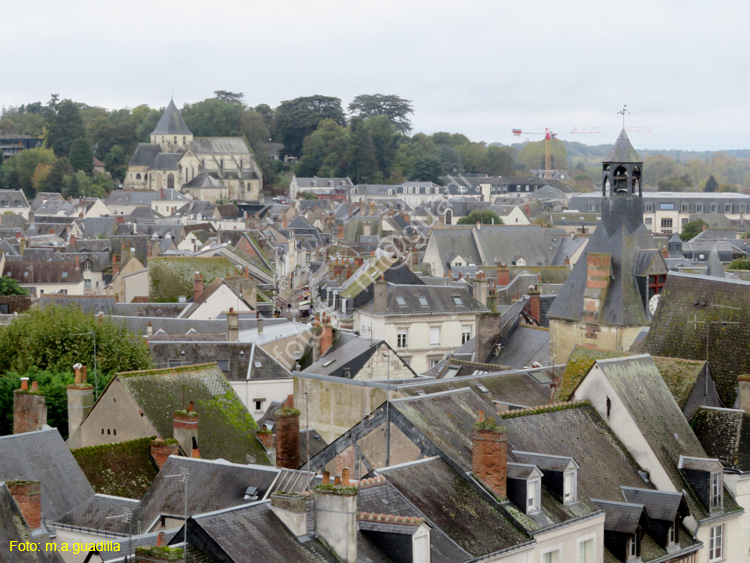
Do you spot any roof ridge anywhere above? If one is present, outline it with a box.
[117,362,220,377]
[501,400,590,419]
[357,512,424,526]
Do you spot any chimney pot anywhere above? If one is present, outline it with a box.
[323,471,330,485]
[342,468,350,485]
[20,378,29,391]
[157,532,165,548]
[30,381,38,392]
[334,476,341,485]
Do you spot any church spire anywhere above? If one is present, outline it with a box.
[602,129,642,197]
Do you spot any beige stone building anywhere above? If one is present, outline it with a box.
[125,100,262,202]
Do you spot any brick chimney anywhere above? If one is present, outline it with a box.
[583,252,611,322]
[274,395,300,469]
[150,438,179,469]
[67,363,94,438]
[282,216,288,229]
[8,480,42,530]
[374,276,388,313]
[315,478,358,563]
[116,215,124,224]
[337,224,345,240]
[227,307,239,341]
[472,411,508,500]
[496,265,510,287]
[112,253,119,277]
[353,256,364,268]
[69,233,76,247]
[320,325,334,357]
[14,379,47,434]
[191,436,200,458]
[173,401,198,455]
[527,286,541,324]
[193,272,204,302]
[739,375,750,414]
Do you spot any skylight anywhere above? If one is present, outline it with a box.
[396,296,407,307]
[418,296,429,307]
[452,295,463,306]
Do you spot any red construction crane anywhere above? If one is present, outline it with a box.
[511,128,557,179]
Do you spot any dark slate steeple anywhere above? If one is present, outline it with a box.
[668,232,683,258]
[601,129,644,236]
[152,99,192,136]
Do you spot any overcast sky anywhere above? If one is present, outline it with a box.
[4,0,748,152]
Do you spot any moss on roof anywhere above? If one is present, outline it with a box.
[339,256,397,299]
[553,346,627,402]
[71,437,158,499]
[148,256,239,302]
[651,356,705,409]
[120,364,269,466]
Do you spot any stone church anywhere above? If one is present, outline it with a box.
[547,130,668,363]
[125,100,262,202]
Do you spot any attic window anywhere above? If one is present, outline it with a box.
[254,361,262,369]
[62,271,68,279]
[418,296,429,307]
[710,471,723,510]
[452,295,463,306]
[322,359,336,367]
[476,384,490,393]
[396,296,406,307]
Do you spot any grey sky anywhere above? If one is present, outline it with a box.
[4,0,748,151]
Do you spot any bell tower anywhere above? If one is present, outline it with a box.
[602,129,642,197]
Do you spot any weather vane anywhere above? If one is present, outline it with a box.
[618,104,630,127]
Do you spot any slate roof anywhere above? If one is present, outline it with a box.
[129,143,162,167]
[620,487,688,522]
[191,137,251,155]
[358,283,487,316]
[690,407,750,471]
[70,437,158,499]
[183,171,224,189]
[380,457,532,558]
[605,129,641,163]
[644,272,750,405]
[590,355,729,521]
[591,499,646,533]
[39,295,116,315]
[0,428,95,521]
[3,261,84,284]
[152,100,192,136]
[55,494,139,534]
[152,152,183,170]
[493,325,550,368]
[500,404,650,502]
[116,363,269,465]
[0,483,64,563]
[132,456,279,531]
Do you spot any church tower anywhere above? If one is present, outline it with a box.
[150,99,193,153]
[546,129,667,363]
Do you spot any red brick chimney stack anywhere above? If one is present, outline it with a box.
[14,379,47,434]
[193,272,204,302]
[527,286,541,324]
[150,439,179,469]
[8,480,42,530]
[496,265,510,287]
[320,325,334,357]
[472,411,508,500]
[274,395,300,469]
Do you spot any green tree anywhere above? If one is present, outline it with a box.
[0,276,27,296]
[658,174,693,192]
[134,105,162,142]
[4,147,56,196]
[182,97,243,136]
[409,155,443,183]
[364,116,399,177]
[348,118,378,183]
[457,210,504,225]
[296,119,349,177]
[0,305,152,376]
[276,95,345,157]
[41,157,74,194]
[485,145,515,176]
[68,137,93,173]
[518,139,567,172]
[348,94,413,134]
[46,99,86,157]
[214,90,244,104]
[104,144,128,181]
[679,219,708,241]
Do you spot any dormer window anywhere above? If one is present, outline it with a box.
[710,471,723,510]
[527,478,541,513]
[627,535,639,560]
[668,523,677,547]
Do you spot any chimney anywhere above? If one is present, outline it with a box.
[374,276,387,313]
[257,428,274,450]
[75,255,80,270]
[527,286,541,324]
[524,204,531,217]
[191,436,200,458]
[257,311,264,335]
[48,228,55,235]
[564,256,570,267]
[150,438,179,469]
[193,272,204,302]
[271,491,308,537]
[496,265,510,287]
[112,254,119,277]
[314,480,358,563]
[227,307,239,341]
[583,252,611,322]
[337,224,345,240]
[69,233,76,247]
[353,256,364,267]
[274,395,300,469]
[160,187,164,200]
[67,364,94,438]
[282,216,288,229]
[472,274,489,307]
[472,412,508,500]
[173,402,198,455]
[14,379,47,434]
[739,375,750,414]
[8,480,42,530]
[320,325,334,357]
[147,321,153,336]
[116,215,124,224]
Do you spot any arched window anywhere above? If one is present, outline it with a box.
[136,173,142,180]
[167,173,175,190]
